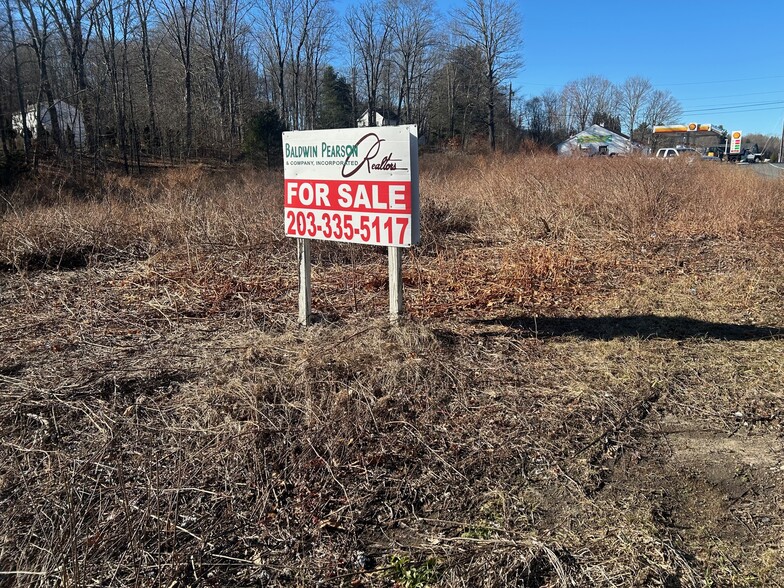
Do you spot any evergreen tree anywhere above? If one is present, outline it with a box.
[245,106,286,168]
[317,66,354,129]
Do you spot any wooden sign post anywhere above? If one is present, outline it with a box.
[297,238,311,326]
[388,246,403,322]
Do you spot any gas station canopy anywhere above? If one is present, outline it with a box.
[653,123,720,135]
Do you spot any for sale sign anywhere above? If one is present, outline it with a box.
[730,130,742,154]
[283,126,420,247]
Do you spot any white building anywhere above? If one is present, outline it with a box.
[557,124,646,156]
[356,109,399,128]
[12,100,86,148]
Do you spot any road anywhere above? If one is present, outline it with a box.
[744,162,784,179]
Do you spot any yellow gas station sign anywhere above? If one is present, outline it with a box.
[653,125,688,133]
[653,123,713,133]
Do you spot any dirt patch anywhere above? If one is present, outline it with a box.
[658,417,783,536]
[597,416,784,585]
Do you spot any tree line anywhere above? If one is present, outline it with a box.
[522,75,683,148]
[0,0,685,171]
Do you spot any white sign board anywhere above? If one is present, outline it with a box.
[730,130,742,154]
[283,126,420,247]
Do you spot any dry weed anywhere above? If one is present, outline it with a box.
[1,155,782,587]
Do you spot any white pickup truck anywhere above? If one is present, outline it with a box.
[655,147,701,158]
[742,144,764,163]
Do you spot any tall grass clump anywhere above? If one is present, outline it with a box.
[1,155,782,271]
[674,163,784,236]
[0,165,286,270]
[418,153,783,243]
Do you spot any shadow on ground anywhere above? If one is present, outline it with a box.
[472,315,783,341]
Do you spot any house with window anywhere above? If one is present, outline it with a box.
[356,109,399,128]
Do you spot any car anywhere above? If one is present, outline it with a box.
[655,147,702,159]
[743,144,763,163]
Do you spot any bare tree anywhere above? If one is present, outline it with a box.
[96,0,132,171]
[18,0,63,157]
[619,76,652,142]
[0,11,9,159]
[228,33,255,144]
[428,42,485,147]
[301,3,332,129]
[562,75,617,132]
[389,0,438,125]
[45,0,96,150]
[452,0,521,150]
[289,0,331,130]
[158,0,197,158]
[201,0,243,144]
[594,77,619,122]
[258,0,294,126]
[133,0,158,154]
[4,0,31,159]
[346,0,393,127]
[643,89,682,127]
[641,89,682,147]
[540,88,563,138]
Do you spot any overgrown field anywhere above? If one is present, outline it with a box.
[1,155,782,587]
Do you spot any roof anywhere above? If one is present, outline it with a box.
[557,124,641,155]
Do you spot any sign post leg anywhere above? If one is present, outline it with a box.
[298,238,311,326]
[388,246,403,322]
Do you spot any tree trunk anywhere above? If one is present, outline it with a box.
[137,0,158,155]
[40,55,63,152]
[6,0,31,161]
[487,69,496,151]
[184,65,192,158]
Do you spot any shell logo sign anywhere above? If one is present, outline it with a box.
[730,130,742,154]
[688,123,698,131]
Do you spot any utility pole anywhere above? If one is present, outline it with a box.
[508,82,513,116]
[507,83,513,148]
[779,118,784,163]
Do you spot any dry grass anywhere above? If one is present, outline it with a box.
[1,155,783,587]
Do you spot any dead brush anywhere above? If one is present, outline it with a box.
[1,156,783,587]
[673,163,784,236]
[417,157,481,249]
[421,154,672,241]
[407,242,582,317]
[0,200,147,270]
[0,165,289,271]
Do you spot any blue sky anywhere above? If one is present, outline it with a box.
[516,0,784,136]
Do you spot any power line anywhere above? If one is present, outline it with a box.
[656,74,784,87]
[518,85,784,112]
[683,105,784,116]
[519,74,784,90]
[681,99,784,114]
[678,89,784,102]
